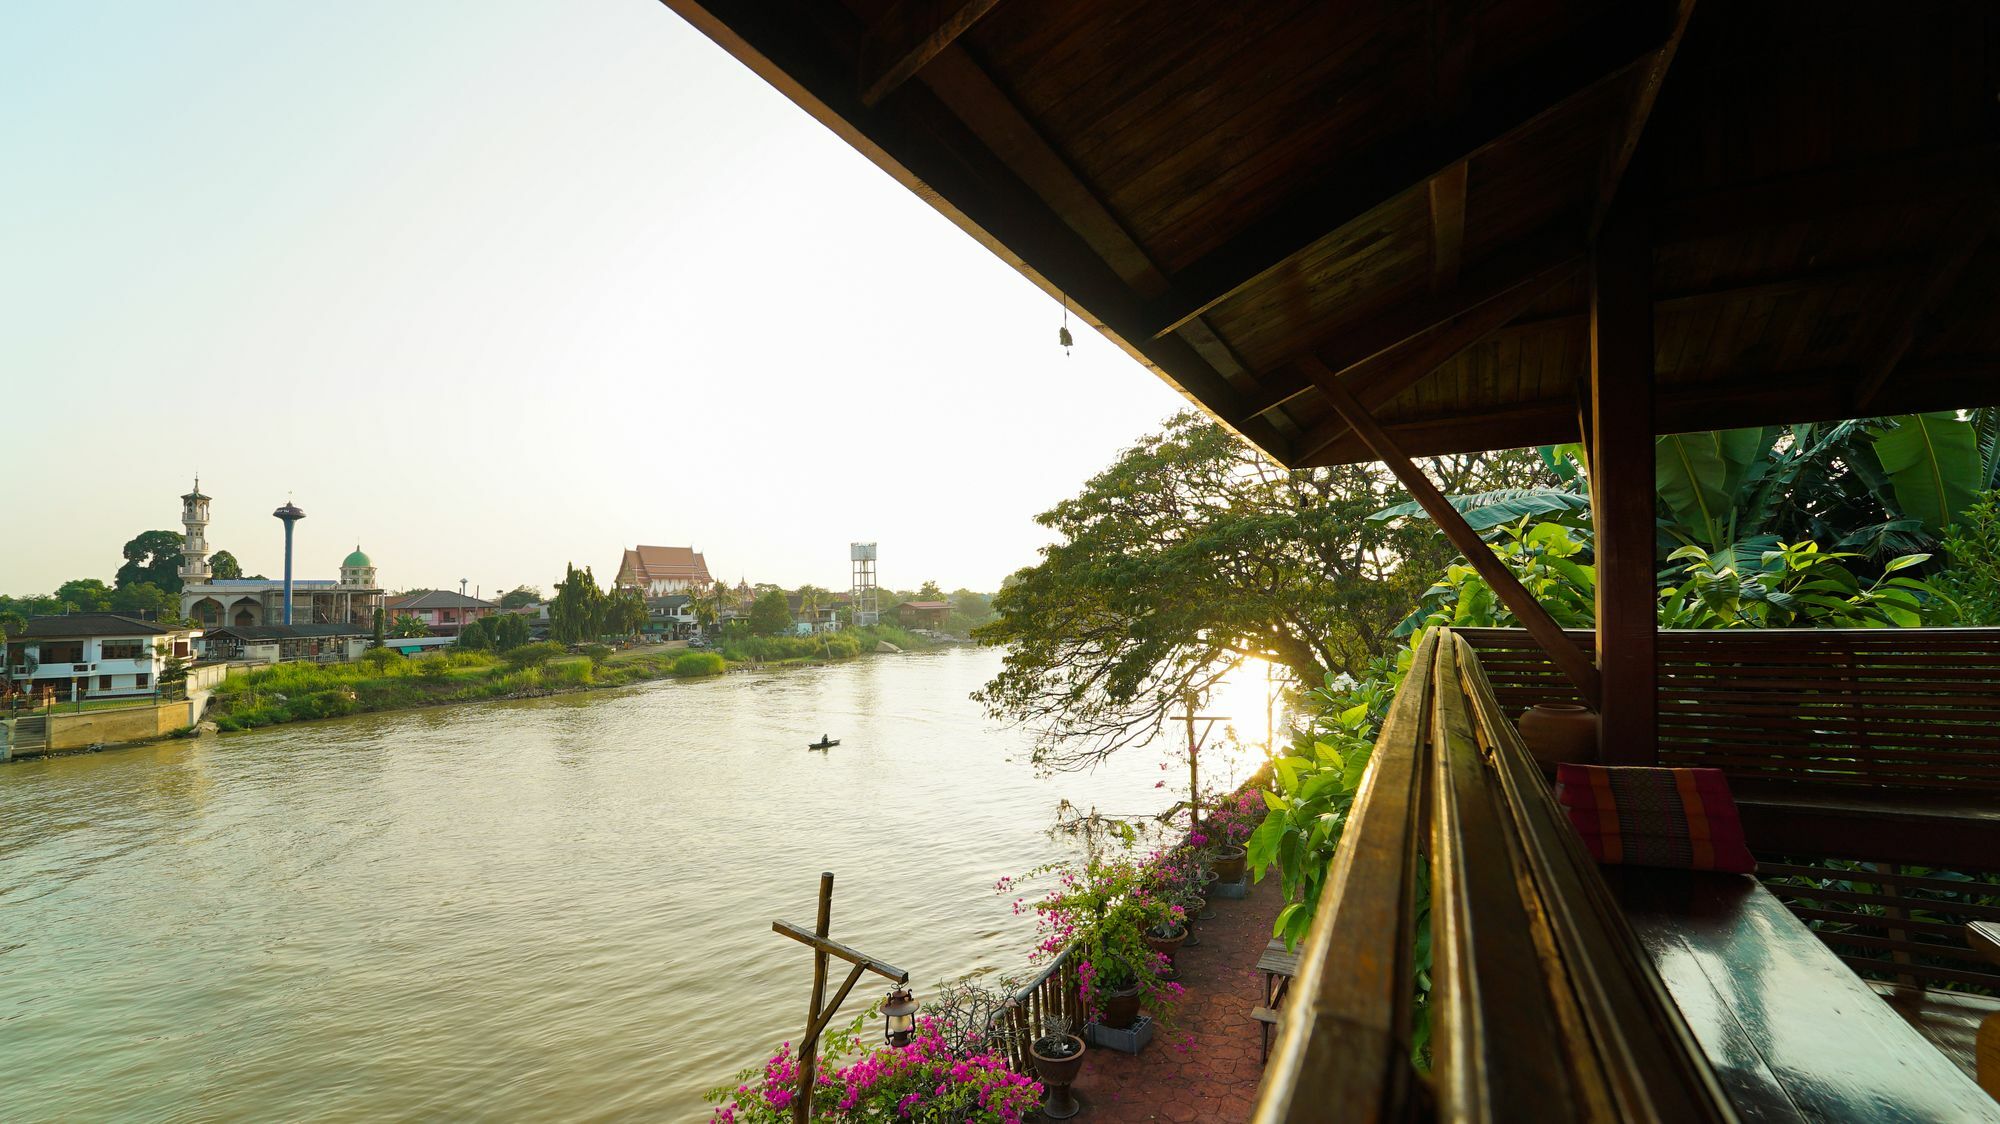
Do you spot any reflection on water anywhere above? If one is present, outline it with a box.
[0,648,1271,1122]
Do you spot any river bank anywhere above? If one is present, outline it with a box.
[207,624,947,734]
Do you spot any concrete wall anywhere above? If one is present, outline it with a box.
[186,663,230,692]
[48,702,188,750]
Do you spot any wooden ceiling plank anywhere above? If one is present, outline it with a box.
[858,0,1005,107]
[1311,362,1603,706]
[1430,161,1469,293]
[1592,0,1695,235]
[1851,204,1995,411]
[1140,8,1674,340]
[1289,255,1584,461]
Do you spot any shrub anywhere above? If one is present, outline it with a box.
[361,647,405,671]
[542,661,594,689]
[579,643,612,667]
[503,641,565,669]
[672,651,727,678]
[415,655,452,678]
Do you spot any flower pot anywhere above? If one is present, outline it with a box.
[1211,843,1248,884]
[1100,984,1143,1029]
[1180,897,1207,944]
[1517,703,1599,774]
[1030,1034,1087,1120]
[1146,925,1188,977]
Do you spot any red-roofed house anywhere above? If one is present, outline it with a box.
[615,545,715,597]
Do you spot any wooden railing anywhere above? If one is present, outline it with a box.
[1457,627,2000,792]
[1258,630,1733,1123]
[1458,626,2000,992]
[982,946,1082,1072]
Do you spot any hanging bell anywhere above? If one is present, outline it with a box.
[1058,325,1074,350]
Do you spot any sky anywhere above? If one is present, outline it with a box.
[1,0,1190,598]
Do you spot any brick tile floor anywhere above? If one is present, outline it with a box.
[1071,872,1282,1122]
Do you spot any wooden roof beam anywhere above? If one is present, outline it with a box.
[1140,5,1676,340]
[858,0,1005,107]
[1280,252,1583,461]
[1429,162,1469,293]
[1302,358,2000,466]
[1311,364,1602,706]
[1591,0,1694,235]
[1231,230,1583,429]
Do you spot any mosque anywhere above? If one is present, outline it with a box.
[174,479,386,629]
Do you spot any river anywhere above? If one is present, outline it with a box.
[0,647,1275,1121]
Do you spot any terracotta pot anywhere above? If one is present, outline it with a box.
[1211,843,1248,884]
[1517,703,1599,773]
[1030,1034,1088,1120]
[1100,984,1142,1029]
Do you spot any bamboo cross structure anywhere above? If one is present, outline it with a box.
[772,872,910,1124]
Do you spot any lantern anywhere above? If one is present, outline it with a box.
[883,985,918,1046]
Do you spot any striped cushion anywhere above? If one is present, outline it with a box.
[1554,764,1756,873]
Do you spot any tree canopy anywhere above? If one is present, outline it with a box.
[209,550,244,580]
[117,530,185,593]
[974,412,1547,770]
[499,585,542,610]
[748,589,794,636]
[550,564,607,644]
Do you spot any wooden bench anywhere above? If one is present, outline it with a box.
[1258,629,2000,1121]
[1611,868,1997,1120]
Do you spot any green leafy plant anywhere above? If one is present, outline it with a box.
[1656,542,1942,629]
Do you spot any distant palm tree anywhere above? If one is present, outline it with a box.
[796,585,824,632]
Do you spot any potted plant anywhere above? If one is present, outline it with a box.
[1143,907,1189,978]
[1028,1015,1087,1119]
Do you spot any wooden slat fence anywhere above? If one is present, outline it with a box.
[1457,626,2000,791]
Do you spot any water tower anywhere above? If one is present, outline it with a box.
[850,543,879,626]
[273,499,306,625]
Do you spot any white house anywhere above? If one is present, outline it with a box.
[4,614,201,702]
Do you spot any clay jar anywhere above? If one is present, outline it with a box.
[1517,703,1599,773]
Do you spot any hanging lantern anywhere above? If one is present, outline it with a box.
[883,984,918,1046]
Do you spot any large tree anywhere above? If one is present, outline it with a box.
[974,412,1547,770]
[748,589,794,636]
[56,578,113,612]
[550,564,606,644]
[117,530,186,593]
[209,550,244,580]
[499,585,542,610]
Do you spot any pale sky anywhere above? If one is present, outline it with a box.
[1,0,1188,598]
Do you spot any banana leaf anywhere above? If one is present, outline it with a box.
[1367,487,1590,531]
[1868,412,1980,536]
[1655,428,1767,549]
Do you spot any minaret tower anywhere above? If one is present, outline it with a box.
[180,477,212,584]
[273,498,306,625]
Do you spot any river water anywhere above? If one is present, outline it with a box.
[0,647,1272,1122]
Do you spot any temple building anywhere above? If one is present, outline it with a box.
[614,544,714,596]
[174,480,385,628]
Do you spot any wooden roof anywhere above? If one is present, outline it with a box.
[660,0,1997,466]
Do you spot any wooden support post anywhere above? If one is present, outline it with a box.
[1312,362,1601,706]
[1589,206,1658,764]
[796,871,833,1124]
[1185,693,1200,834]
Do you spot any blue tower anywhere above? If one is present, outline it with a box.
[273,499,306,625]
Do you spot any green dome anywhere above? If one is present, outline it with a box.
[343,547,372,568]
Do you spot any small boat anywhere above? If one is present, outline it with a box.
[808,736,840,751]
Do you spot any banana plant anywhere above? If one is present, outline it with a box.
[1866,411,1986,538]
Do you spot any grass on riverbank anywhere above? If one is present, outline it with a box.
[208,626,939,732]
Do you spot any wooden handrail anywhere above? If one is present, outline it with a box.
[1258,629,1437,1121]
[1257,629,1734,1122]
